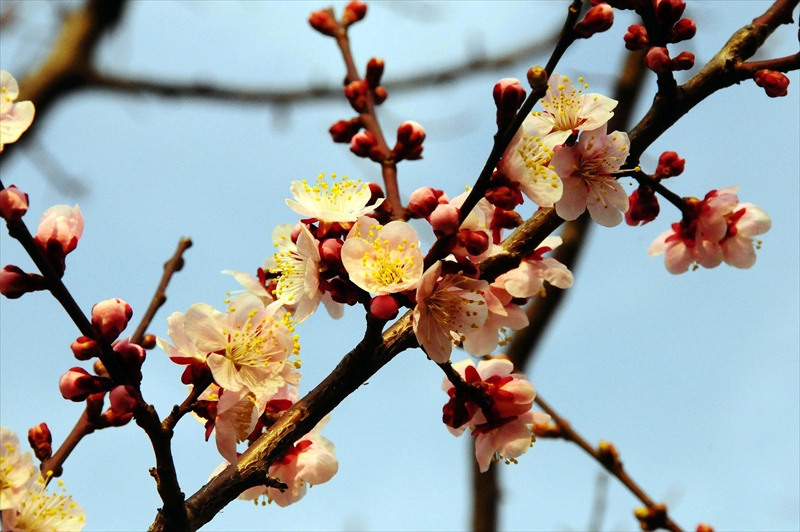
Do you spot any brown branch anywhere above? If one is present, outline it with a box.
[130,238,193,346]
[39,409,95,479]
[736,52,800,75]
[534,394,683,532]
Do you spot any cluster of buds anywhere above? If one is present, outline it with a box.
[753,69,790,98]
[308,1,366,37]
[622,0,696,74]
[625,151,685,226]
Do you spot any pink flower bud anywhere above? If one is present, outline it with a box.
[369,294,399,320]
[645,47,672,74]
[458,229,490,256]
[0,265,46,299]
[372,85,388,105]
[671,51,694,71]
[109,385,139,414]
[624,24,649,50]
[655,151,685,178]
[429,204,460,237]
[329,118,362,143]
[365,57,384,88]
[0,185,29,222]
[71,336,101,361]
[33,204,84,275]
[27,423,53,461]
[308,9,337,37]
[91,298,132,341]
[350,130,383,162]
[754,69,790,98]
[59,367,108,402]
[493,78,526,129]
[669,18,696,43]
[654,0,685,26]
[393,120,426,161]
[319,238,344,270]
[574,2,614,39]
[341,0,367,27]
[625,187,660,226]
[407,187,442,219]
[344,79,370,113]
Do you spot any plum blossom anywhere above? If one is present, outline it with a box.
[0,71,35,153]
[498,116,563,207]
[1,474,85,532]
[34,205,84,257]
[449,192,501,262]
[461,284,528,356]
[552,125,630,226]
[285,173,383,224]
[1,428,36,510]
[158,292,299,395]
[528,73,616,146]
[493,237,574,298]
[442,358,550,472]
[341,217,423,295]
[412,261,489,363]
[719,203,771,268]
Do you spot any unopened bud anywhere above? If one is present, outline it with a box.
[141,334,157,350]
[624,24,649,50]
[319,238,344,270]
[625,187,660,226]
[655,151,685,178]
[407,187,443,219]
[490,208,523,233]
[109,385,139,414]
[634,503,668,532]
[27,423,53,461]
[696,524,715,532]
[458,229,490,256]
[485,173,523,210]
[429,204,460,237]
[308,9,337,37]
[71,336,101,361]
[754,69,790,98]
[670,18,696,43]
[344,79,370,113]
[671,51,694,71]
[0,265,46,299]
[526,66,548,92]
[329,118,363,143]
[574,2,614,39]
[644,47,672,74]
[369,294,399,320]
[341,1,367,27]
[654,0,685,26]
[350,130,383,161]
[34,205,84,276]
[91,298,133,342]
[365,57,384,88]
[0,185,29,222]
[493,78,526,130]
[597,440,621,470]
[393,120,426,161]
[372,85,388,105]
[59,367,109,402]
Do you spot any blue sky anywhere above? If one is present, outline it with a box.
[1,2,798,531]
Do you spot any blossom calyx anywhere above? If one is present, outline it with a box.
[0,265,46,299]
[71,336,101,361]
[27,423,53,461]
[634,503,669,532]
[754,70,790,98]
[624,24,649,50]
[308,9,338,37]
[91,298,132,342]
[671,51,695,71]
[654,0,686,26]
[669,18,696,43]
[655,151,685,178]
[625,187,660,226]
[344,80,370,113]
[372,85,388,105]
[59,367,111,402]
[350,130,384,162]
[392,121,425,161]
[493,78,526,130]
[341,1,367,27]
[574,3,614,39]
[0,184,29,222]
[329,118,362,143]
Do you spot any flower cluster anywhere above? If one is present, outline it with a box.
[0,428,85,531]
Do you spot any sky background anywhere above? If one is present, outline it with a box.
[0,1,798,531]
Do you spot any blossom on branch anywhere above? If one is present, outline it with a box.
[0,474,85,532]
[285,173,383,224]
[461,284,528,356]
[0,71,35,153]
[494,236,574,298]
[0,427,36,510]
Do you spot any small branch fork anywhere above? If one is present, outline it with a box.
[534,394,683,532]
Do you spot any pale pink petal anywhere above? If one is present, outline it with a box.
[555,176,589,221]
[722,236,757,268]
[539,258,574,288]
[184,303,227,352]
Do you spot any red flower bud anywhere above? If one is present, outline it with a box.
[344,80,370,114]
[669,18,696,43]
[319,238,344,270]
[59,367,109,402]
[372,85,388,105]
[109,385,139,414]
[0,185,29,222]
[308,9,337,37]
[101,409,133,427]
[341,1,367,27]
[655,151,685,178]
[458,229,490,257]
[350,130,384,161]
[393,121,426,162]
[671,51,694,71]
[71,336,101,361]
[365,57,384,88]
[696,524,715,532]
[28,423,53,461]
[493,78,526,130]
[91,298,133,342]
[429,204,460,237]
[754,69,790,98]
[0,265,46,299]
[574,2,614,39]
[369,294,399,320]
[625,187,660,226]
[329,118,363,143]
[367,182,385,204]
[654,0,686,26]
[624,24,649,51]
[407,187,443,219]
[645,47,672,74]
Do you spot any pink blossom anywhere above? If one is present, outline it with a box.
[552,125,630,226]
[91,298,132,342]
[1,474,85,531]
[462,284,528,356]
[720,203,771,269]
[493,237,574,298]
[286,173,383,224]
[0,427,36,510]
[0,71,35,152]
[413,261,489,363]
[341,217,424,295]
[528,73,617,146]
[0,185,29,222]
[449,192,501,262]
[33,205,84,258]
